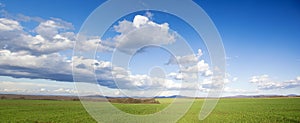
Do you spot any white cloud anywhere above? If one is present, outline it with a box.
[166,49,212,77]
[201,76,225,89]
[0,12,201,97]
[0,35,181,91]
[250,74,270,83]
[232,77,238,82]
[35,19,74,39]
[0,12,222,96]
[0,81,103,95]
[180,60,212,76]
[0,18,74,55]
[0,14,178,92]
[53,88,76,94]
[0,48,196,93]
[75,35,115,52]
[0,49,73,81]
[113,15,176,54]
[250,75,300,90]
[0,17,113,55]
[166,49,203,65]
[167,72,183,80]
[199,73,239,90]
[1,10,45,22]
[223,87,257,94]
[0,18,22,31]
[133,15,149,28]
[73,56,188,91]
[145,11,154,19]
[111,73,183,90]
[167,54,198,65]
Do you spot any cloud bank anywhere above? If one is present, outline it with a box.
[0,13,214,93]
[250,75,300,90]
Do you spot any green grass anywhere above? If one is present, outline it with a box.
[0,99,95,123]
[178,98,300,123]
[113,103,169,115]
[0,98,300,123]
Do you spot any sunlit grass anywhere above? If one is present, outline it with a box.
[0,98,299,122]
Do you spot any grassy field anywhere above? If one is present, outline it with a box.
[0,98,299,123]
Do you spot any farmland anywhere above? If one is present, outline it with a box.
[0,98,300,123]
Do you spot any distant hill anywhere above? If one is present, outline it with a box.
[224,94,300,98]
[155,95,193,98]
[0,94,160,104]
[1,94,299,102]
[0,94,80,101]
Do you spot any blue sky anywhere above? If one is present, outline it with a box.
[0,0,299,97]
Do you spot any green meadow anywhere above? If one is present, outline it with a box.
[0,98,299,123]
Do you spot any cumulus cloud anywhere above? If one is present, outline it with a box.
[0,15,177,91]
[145,11,154,19]
[75,35,115,52]
[166,49,203,65]
[0,18,22,31]
[200,74,233,89]
[0,17,112,82]
[167,72,183,80]
[0,12,214,95]
[180,60,212,76]
[250,75,300,90]
[232,77,238,82]
[0,17,113,55]
[0,47,191,91]
[0,81,103,95]
[35,18,74,39]
[99,68,184,90]
[165,49,212,78]
[223,87,257,94]
[184,72,237,92]
[167,72,237,93]
[0,17,74,55]
[0,50,73,81]
[250,75,270,83]
[113,15,176,54]
[126,76,182,90]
